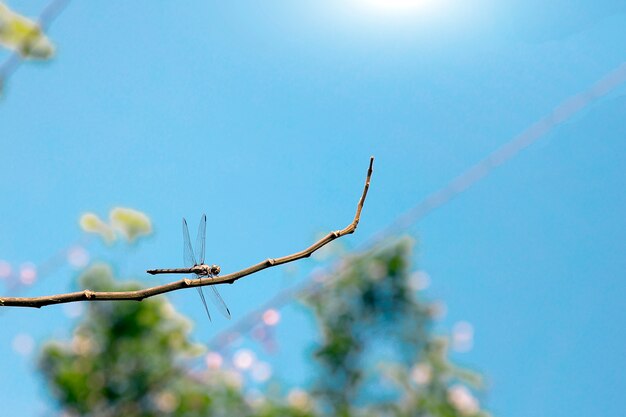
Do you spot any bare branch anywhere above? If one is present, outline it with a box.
[0,157,374,309]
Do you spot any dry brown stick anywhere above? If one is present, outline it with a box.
[0,157,374,309]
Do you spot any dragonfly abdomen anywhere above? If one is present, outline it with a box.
[147,265,219,276]
[147,268,194,275]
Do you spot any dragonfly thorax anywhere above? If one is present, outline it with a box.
[181,215,231,320]
[192,264,221,276]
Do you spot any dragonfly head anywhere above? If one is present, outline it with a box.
[209,264,221,276]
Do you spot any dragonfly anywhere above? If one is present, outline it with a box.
[147,214,231,321]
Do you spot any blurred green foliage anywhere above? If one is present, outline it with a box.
[109,208,153,243]
[80,208,152,244]
[40,265,314,417]
[0,2,54,59]
[39,237,490,417]
[307,238,487,417]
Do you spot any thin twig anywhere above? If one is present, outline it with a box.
[0,157,374,309]
[201,61,626,354]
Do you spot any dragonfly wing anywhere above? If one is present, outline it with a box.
[183,218,211,322]
[196,286,212,322]
[208,285,231,319]
[182,218,197,268]
[196,213,207,265]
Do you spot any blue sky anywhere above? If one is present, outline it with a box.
[1,0,625,416]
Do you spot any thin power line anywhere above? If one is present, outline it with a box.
[0,0,74,303]
[206,61,626,352]
[376,62,626,239]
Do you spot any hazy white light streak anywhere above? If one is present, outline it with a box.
[206,61,626,353]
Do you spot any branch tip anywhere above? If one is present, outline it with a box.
[0,158,376,308]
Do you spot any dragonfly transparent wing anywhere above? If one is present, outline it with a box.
[195,213,206,265]
[182,217,211,321]
[197,214,229,319]
[196,285,212,322]
[208,285,231,319]
[182,218,197,268]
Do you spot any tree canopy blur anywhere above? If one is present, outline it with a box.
[39,216,489,417]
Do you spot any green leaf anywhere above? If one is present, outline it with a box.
[79,208,152,244]
[79,212,116,243]
[109,207,152,243]
[0,2,54,59]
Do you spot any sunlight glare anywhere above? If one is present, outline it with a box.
[359,0,437,13]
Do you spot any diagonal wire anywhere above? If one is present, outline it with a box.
[206,61,626,352]
[0,0,81,307]
[373,62,626,241]
[0,0,71,85]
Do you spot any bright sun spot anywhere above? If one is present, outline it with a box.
[360,0,437,13]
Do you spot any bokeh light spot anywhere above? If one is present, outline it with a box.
[262,309,281,326]
[447,384,479,415]
[452,321,474,352]
[0,260,12,279]
[12,333,35,356]
[409,270,431,291]
[205,351,223,370]
[67,246,90,268]
[411,362,432,385]
[287,388,311,410]
[19,263,37,285]
[251,361,272,383]
[233,349,255,370]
